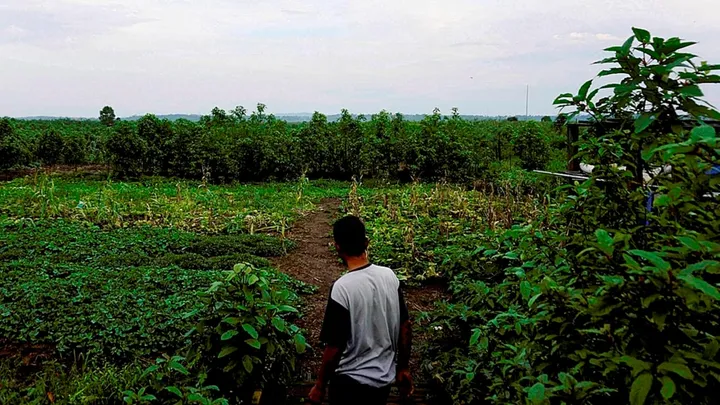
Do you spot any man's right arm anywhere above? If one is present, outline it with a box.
[397,287,414,397]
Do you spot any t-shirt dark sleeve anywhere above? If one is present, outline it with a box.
[398,287,410,323]
[319,284,351,349]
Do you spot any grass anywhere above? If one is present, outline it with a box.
[0,175,349,234]
[0,176,334,402]
[343,182,547,280]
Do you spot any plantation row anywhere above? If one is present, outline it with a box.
[0,110,564,184]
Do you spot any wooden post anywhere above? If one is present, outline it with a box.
[567,124,580,172]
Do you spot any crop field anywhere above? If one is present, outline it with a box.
[1,29,720,405]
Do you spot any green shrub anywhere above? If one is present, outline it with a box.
[190,264,308,394]
[37,130,66,165]
[105,122,147,177]
[0,118,31,169]
[423,28,720,405]
[62,134,89,165]
[513,121,550,170]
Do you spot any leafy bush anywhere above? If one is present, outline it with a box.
[0,118,31,169]
[513,121,551,170]
[36,130,66,165]
[106,122,147,177]
[189,264,308,396]
[422,28,720,405]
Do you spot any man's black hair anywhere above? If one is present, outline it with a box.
[333,215,367,257]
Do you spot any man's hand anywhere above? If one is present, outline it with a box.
[308,383,325,404]
[396,369,414,398]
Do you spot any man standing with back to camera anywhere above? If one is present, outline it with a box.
[308,215,414,405]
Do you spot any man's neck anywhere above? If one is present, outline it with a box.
[346,256,370,272]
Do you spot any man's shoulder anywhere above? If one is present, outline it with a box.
[335,265,398,287]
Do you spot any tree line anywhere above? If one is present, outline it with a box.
[1,105,563,183]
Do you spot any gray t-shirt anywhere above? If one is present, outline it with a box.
[320,264,409,388]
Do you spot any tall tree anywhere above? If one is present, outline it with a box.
[99,106,116,127]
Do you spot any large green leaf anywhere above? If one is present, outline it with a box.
[168,360,189,376]
[245,339,262,350]
[658,362,694,379]
[221,330,239,341]
[679,85,704,97]
[690,125,716,145]
[166,387,183,398]
[218,346,238,358]
[619,356,651,376]
[578,80,593,100]
[243,355,254,373]
[629,250,671,271]
[470,329,482,346]
[629,373,653,405]
[634,113,657,134]
[242,323,259,339]
[598,68,626,77]
[676,236,702,252]
[294,334,307,354]
[632,27,651,43]
[595,229,614,256]
[621,36,635,55]
[520,281,532,300]
[527,382,545,403]
[677,274,720,300]
[660,376,676,399]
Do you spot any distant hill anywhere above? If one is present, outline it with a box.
[123,114,204,122]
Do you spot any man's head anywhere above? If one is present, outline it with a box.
[333,215,368,260]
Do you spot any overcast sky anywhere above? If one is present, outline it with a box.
[1,0,719,117]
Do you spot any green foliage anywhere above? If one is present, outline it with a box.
[0,214,310,401]
[513,121,551,170]
[0,359,149,404]
[345,182,546,281]
[191,263,308,391]
[106,122,148,177]
[184,234,295,258]
[100,106,117,127]
[0,118,31,169]
[37,129,66,165]
[421,28,720,404]
[3,107,563,186]
[123,356,229,405]
[0,176,345,233]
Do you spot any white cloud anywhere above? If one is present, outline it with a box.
[554,32,622,43]
[3,25,27,38]
[0,0,719,116]
[595,33,622,41]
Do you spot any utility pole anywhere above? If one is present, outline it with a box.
[525,85,529,119]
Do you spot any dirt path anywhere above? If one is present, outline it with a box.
[272,199,345,379]
[272,198,447,382]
